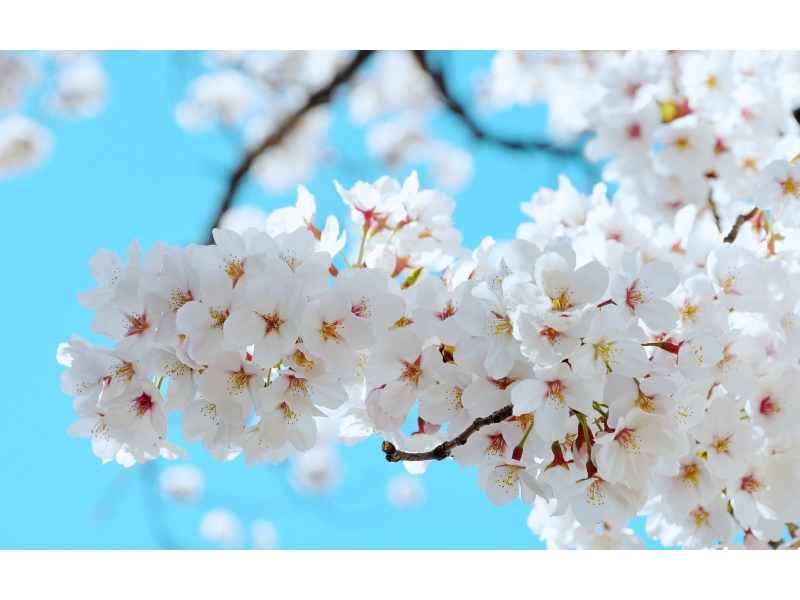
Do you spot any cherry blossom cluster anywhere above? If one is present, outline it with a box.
[60,167,800,551]
[481,51,800,228]
[175,51,473,192]
[60,50,800,550]
[0,51,108,178]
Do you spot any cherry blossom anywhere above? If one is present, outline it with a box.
[58,49,800,550]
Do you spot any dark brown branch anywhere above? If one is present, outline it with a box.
[382,404,514,463]
[411,50,581,158]
[206,50,375,244]
[723,207,759,244]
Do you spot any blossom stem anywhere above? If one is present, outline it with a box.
[576,412,593,465]
[597,299,617,308]
[707,195,721,231]
[512,421,534,461]
[356,224,369,266]
[383,224,402,246]
[382,404,513,462]
[723,207,760,244]
[766,210,777,255]
[592,401,608,420]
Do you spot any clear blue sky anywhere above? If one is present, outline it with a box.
[0,50,663,549]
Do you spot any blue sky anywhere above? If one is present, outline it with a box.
[0,50,663,549]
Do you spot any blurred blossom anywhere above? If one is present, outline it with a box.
[0,51,39,111]
[366,117,430,168]
[175,70,260,131]
[158,464,205,503]
[430,143,474,192]
[386,474,426,510]
[250,519,279,549]
[478,50,611,142]
[45,56,108,118]
[247,107,331,193]
[348,50,436,125]
[218,205,269,235]
[289,446,343,495]
[199,508,243,548]
[0,114,53,178]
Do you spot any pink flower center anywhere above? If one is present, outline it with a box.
[351,299,370,318]
[712,435,732,454]
[741,475,762,493]
[626,281,646,309]
[320,319,343,341]
[539,326,563,344]
[760,396,781,415]
[288,375,310,397]
[131,392,154,417]
[400,357,422,386]
[169,289,193,310]
[261,312,284,334]
[614,427,638,449]
[281,402,298,423]
[125,313,148,337]
[546,380,565,403]
[487,433,506,456]
[437,300,457,321]
[489,377,515,391]
[113,362,136,382]
[625,81,641,98]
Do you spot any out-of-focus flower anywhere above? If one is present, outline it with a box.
[386,473,426,509]
[158,464,205,503]
[199,508,243,548]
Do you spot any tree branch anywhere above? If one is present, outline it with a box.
[723,207,759,244]
[382,404,514,463]
[411,50,581,157]
[707,194,721,231]
[206,50,375,244]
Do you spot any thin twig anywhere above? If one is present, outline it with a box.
[411,50,581,158]
[382,404,514,462]
[723,207,759,244]
[206,50,375,244]
[707,195,721,231]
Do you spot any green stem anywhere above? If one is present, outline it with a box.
[356,224,369,266]
[512,421,535,460]
[577,412,592,465]
[383,224,404,246]
[518,421,534,448]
